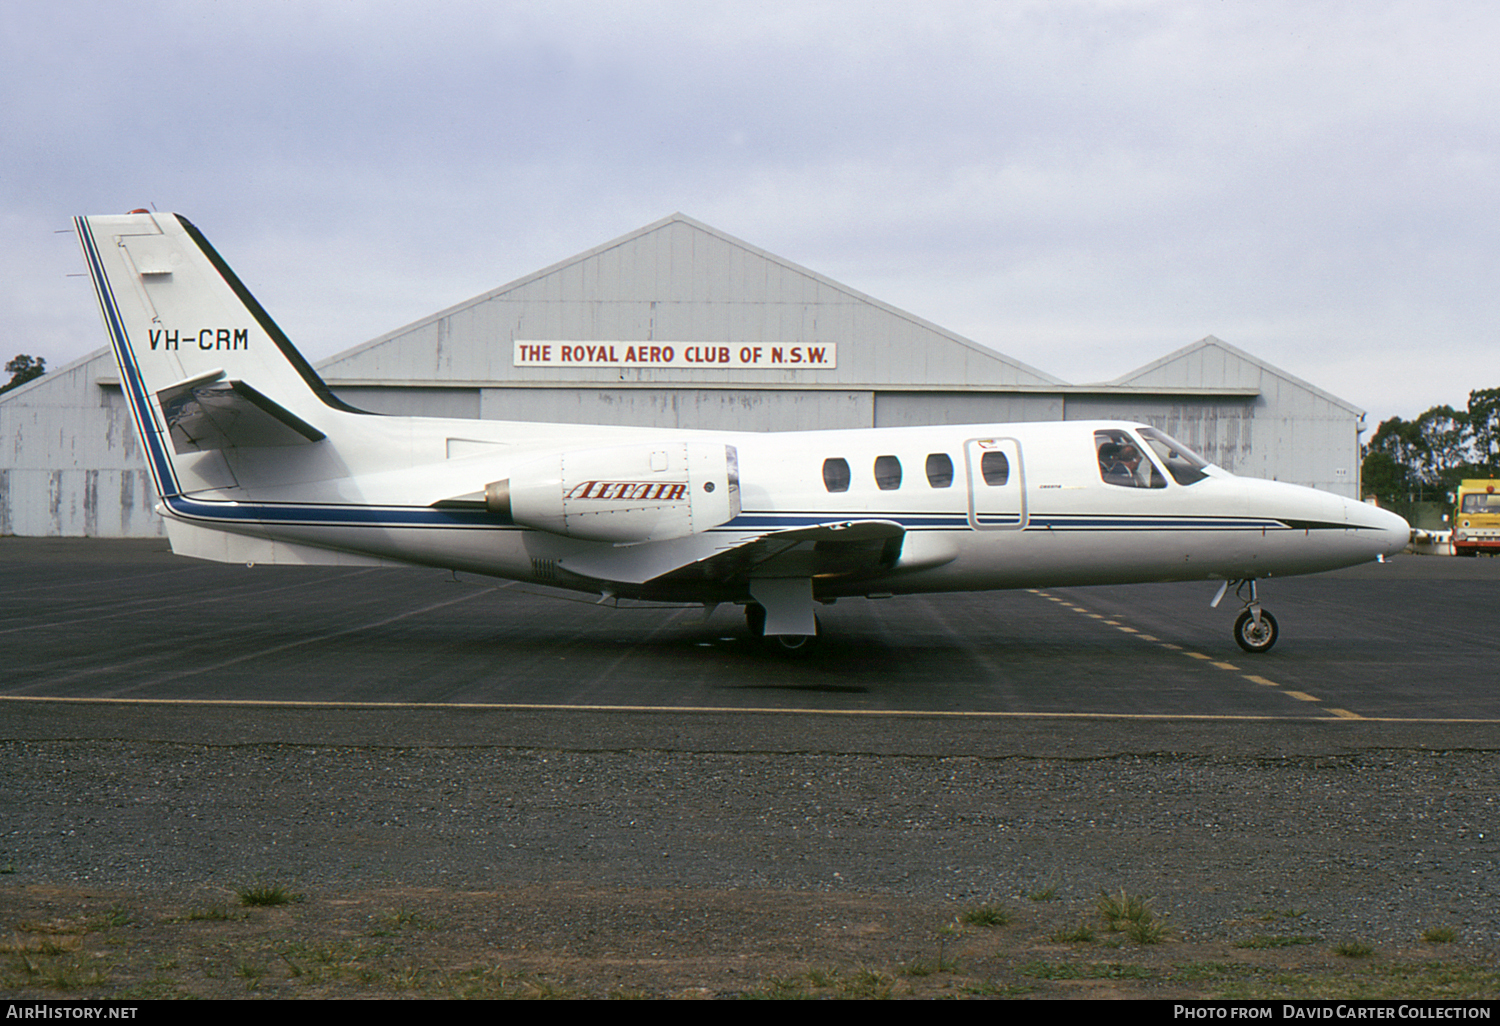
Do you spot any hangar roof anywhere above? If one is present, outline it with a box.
[1110,335,1363,417]
[316,213,1066,390]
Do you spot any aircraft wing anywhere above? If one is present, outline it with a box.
[557,519,906,586]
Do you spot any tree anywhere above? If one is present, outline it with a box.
[0,354,46,395]
[1362,390,1500,507]
[1467,388,1500,476]
[1412,404,1471,487]
[1360,448,1412,504]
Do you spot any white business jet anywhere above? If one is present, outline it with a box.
[76,212,1410,654]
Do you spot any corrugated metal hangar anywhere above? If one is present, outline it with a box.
[1,213,1365,537]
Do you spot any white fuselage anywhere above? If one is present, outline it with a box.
[165,410,1411,603]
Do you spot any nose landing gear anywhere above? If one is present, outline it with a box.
[1233,606,1279,653]
[1213,579,1279,653]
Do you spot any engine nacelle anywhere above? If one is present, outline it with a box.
[486,442,741,543]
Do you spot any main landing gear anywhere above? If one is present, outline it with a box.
[1213,579,1279,654]
[744,602,821,654]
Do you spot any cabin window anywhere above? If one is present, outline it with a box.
[1095,429,1166,489]
[980,451,1009,487]
[925,453,954,488]
[874,455,902,490]
[823,457,851,493]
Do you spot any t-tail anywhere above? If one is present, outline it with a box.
[75,211,365,504]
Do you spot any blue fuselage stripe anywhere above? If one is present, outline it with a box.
[151,496,1300,534]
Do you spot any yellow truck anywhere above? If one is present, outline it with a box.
[1453,479,1500,556]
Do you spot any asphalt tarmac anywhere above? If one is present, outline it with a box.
[4,537,1500,731]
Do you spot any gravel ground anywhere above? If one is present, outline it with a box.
[4,734,1498,958]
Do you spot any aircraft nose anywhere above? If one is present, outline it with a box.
[1351,500,1412,558]
[1382,509,1414,557]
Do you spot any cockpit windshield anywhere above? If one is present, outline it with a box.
[1095,427,1212,488]
[1137,427,1211,486]
[1095,429,1166,488]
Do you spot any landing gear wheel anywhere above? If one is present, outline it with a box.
[769,632,818,653]
[768,616,821,655]
[1233,608,1278,653]
[746,603,819,654]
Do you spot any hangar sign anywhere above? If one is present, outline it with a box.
[514,340,836,370]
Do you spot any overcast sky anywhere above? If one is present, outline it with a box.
[4,1,1496,424]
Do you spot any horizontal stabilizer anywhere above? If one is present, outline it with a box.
[157,373,326,454]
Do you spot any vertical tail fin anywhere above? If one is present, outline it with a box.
[75,212,364,499]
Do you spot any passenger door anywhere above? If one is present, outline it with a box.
[964,437,1027,530]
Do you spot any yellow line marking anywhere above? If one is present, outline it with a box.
[6,693,1495,722]
[1030,592,1383,721]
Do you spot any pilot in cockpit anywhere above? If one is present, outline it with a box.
[1098,436,1153,488]
[1098,441,1130,484]
[1115,442,1146,485]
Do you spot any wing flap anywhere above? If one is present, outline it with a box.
[558,519,905,586]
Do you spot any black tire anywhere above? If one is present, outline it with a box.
[763,614,821,655]
[768,632,819,654]
[747,604,819,653]
[1233,608,1278,653]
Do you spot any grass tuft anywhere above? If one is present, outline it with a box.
[1052,922,1095,944]
[745,967,894,999]
[960,904,1011,928]
[1234,935,1317,949]
[91,907,133,929]
[1095,888,1170,943]
[1028,876,1061,902]
[174,906,245,922]
[235,882,302,908]
[1126,917,1169,945]
[1,934,83,956]
[1097,888,1151,928]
